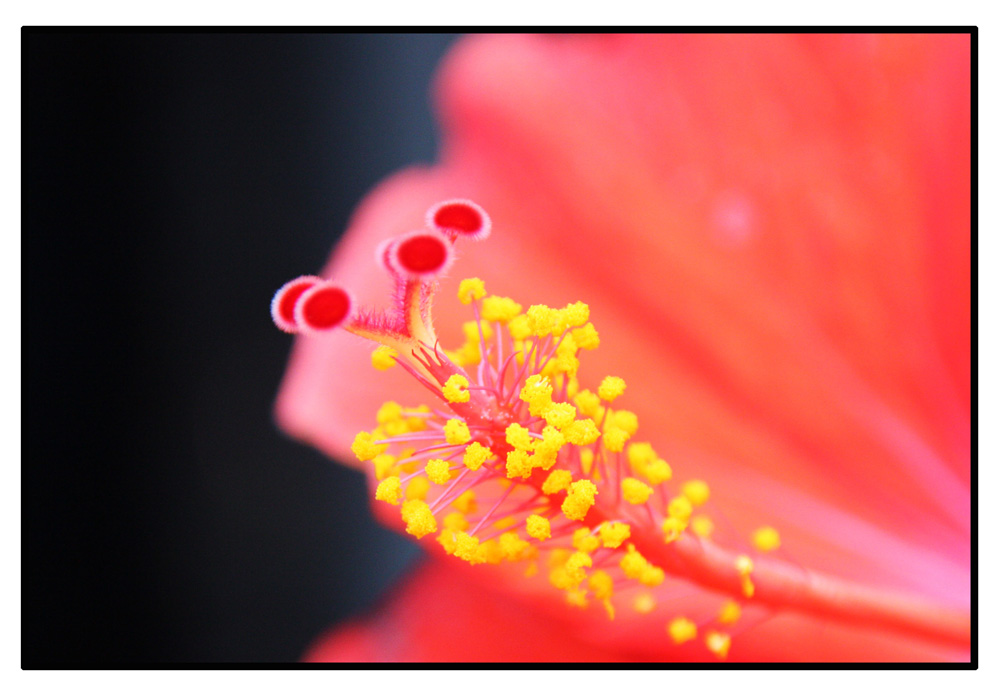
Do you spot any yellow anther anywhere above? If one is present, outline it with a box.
[668,617,698,644]
[598,376,626,402]
[457,277,486,304]
[442,374,471,403]
[561,479,598,521]
[668,496,693,521]
[526,514,551,541]
[645,458,673,485]
[735,554,755,597]
[565,551,593,574]
[533,426,565,465]
[570,322,600,351]
[452,490,476,514]
[633,593,656,614]
[588,569,613,600]
[520,374,553,415]
[542,423,566,444]
[443,419,471,445]
[453,531,481,563]
[552,554,591,591]
[549,566,577,591]
[602,426,630,453]
[573,389,602,418]
[542,469,573,495]
[499,532,530,561]
[626,442,655,474]
[405,406,430,432]
[463,442,493,471]
[462,319,493,343]
[505,422,535,451]
[454,341,481,365]
[691,514,714,538]
[493,515,516,529]
[526,304,558,336]
[599,521,631,549]
[425,458,452,485]
[382,419,408,437]
[621,477,653,505]
[579,448,595,475]
[372,453,396,480]
[662,516,687,543]
[370,345,398,370]
[572,527,601,554]
[376,401,403,425]
[735,554,754,575]
[442,511,469,531]
[478,539,504,565]
[565,587,589,609]
[400,499,437,538]
[612,410,639,436]
[555,333,578,358]
[351,431,387,462]
[559,301,590,330]
[539,358,558,379]
[507,314,531,341]
[405,475,430,501]
[505,449,533,479]
[565,375,580,399]
[526,449,554,473]
[753,526,781,552]
[437,529,457,554]
[374,476,402,505]
[718,600,742,625]
[564,419,600,446]
[481,295,522,323]
[551,350,580,377]
[682,480,710,506]
[705,631,732,660]
[397,449,418,474]
[543,402,577,430]
[619,544,648,580]
[639,564,665,587]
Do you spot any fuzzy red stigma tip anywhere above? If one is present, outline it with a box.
[388,229,455,280]
[294,282,353,333]
[271,275,322,333]
[427,199,491,241]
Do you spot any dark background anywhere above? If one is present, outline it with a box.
[25,31,458,664]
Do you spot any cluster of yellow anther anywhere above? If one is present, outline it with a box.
[352,276,780,661]
[620,543,665,587]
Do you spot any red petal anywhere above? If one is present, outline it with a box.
[436,33,970,558]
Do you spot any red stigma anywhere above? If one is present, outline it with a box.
[271,275,321,333]
[427,199,491,241]
[389,230,454,279]
[295,283,353,332]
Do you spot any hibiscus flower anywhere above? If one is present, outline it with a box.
[273,34,971,662]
